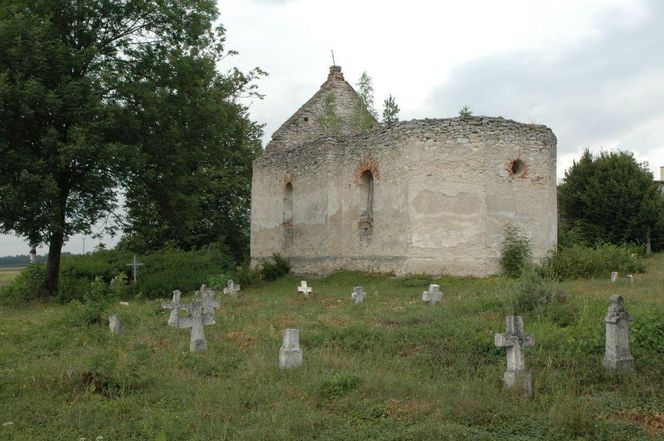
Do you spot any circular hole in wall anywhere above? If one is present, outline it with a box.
[510,159,525,176]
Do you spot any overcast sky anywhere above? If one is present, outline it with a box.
[1,0,663,256]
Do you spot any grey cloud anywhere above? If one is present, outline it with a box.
[423,0,664,158]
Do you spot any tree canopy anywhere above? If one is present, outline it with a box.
[0,0,263,295]
[558,149,664,249]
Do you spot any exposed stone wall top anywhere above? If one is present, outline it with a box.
[257,116,556,168]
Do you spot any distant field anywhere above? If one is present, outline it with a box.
[0,267,23,287]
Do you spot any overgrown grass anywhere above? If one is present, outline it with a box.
[2,255,664,439]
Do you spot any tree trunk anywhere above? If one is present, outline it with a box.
[43,229,64,297]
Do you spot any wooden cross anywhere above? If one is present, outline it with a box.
[161,290,189,326]
[177,301,216,352]
[351,286,366,304]
[297,280,312,298]
[495,316,535,394]
[223,280,241,297]
[126,255,144,283]
[422,284,442,305]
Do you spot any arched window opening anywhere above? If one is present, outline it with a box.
[358,170,374,236]
[283,182,293,227]
[360,170,374,218]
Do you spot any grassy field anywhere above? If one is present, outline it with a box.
[0,267,23,288]
[1,257,664,440]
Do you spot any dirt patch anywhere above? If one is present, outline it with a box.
[319,315,348,327]
[622,411,664,436]
[384,398,429,421]
[225,331,257,351]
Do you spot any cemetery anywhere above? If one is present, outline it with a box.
[2,258,664,440]
[1,1,664,440]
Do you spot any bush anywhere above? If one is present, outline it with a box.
[67,276,116,326]
[543,243,645,280]
[399,273,435,287]
[0,264,46,306]
[500,224,533,278]
[58,246,234,301]
[512,269,555,314]
[260,253,290,281]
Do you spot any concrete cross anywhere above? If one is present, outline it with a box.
[162,290,189,327]
[223,279,241,297]
[177,301,216,352]
[297,280,312,298]
[422,284,442,305]
[126,255,144,283]
[199,287,220,315]
[495,315,535,396]
[279,328,303,369]
[603,295,634,373]
[611,271,618,283]
[351,286,366,304]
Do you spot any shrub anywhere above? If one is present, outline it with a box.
[58,246,234,301]
[543,243,645,280]
[234,266,263,287]
[399,273,435,287]
[512,269,555,314]
[67,276,117,326]
[260,253,291,281]
[0,264,46,306]
[500,224,532,278]
[318,372,362,401]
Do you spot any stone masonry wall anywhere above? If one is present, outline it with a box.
[250,116,557,276]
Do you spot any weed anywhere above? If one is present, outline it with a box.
[501,224,532,278]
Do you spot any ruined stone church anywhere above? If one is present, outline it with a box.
[250,66,557,276]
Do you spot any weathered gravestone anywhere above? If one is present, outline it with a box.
[626,274,634,285]
[162,290,187,326]
[199,287,220,314]
[351,286,366,304]
[108,314,123,334]
[611,271,618,283]
[603,295,634,373]
[177,301,217,352]
[495,316,535,396]
[422,284,442,305]
[223,279,241,297]
[297,281,312,298]
[279,328,303,369]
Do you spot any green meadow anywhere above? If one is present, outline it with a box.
[1,258,664,440]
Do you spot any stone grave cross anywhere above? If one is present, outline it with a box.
[126,255,144,283]
[494,315,535,396]
[223,280,241,297]
[198,286,220,314]
[422,284,442,305]
[162,290,188,326]
[297,280,312,298]
[177,300,218,352]
[603,295,634,373]
[351,286,366,304]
